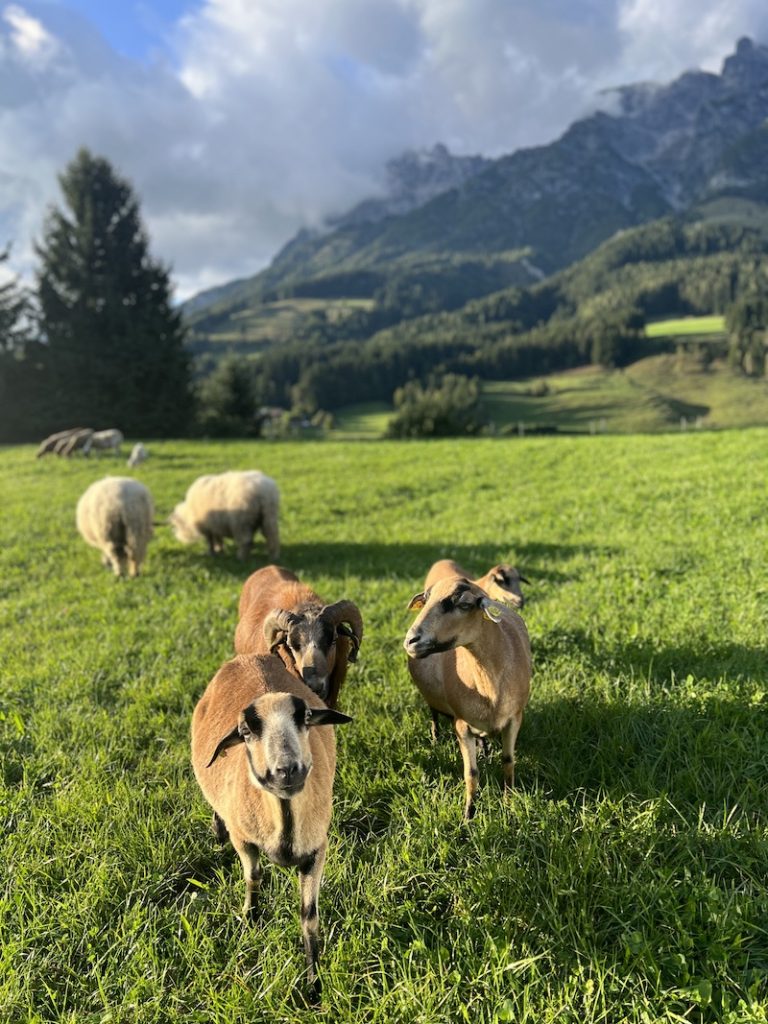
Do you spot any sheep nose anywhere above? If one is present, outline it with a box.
[301,667,328,697]
[403,630,421,651]
[275,761,303,783]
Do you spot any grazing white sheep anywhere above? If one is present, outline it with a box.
[170,470,280,561]
[87,428,124,455]
[127,442,148,468]
[76,476,154,577]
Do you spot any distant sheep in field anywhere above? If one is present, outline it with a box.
[76,476,154,577]
[36,428,88,458]
[87,428,124,455]
[127,442,148,468]
[191,653,351,1003]
[36,428,94,458]
[170,470,280,561]
[425,559,529,609]
[235,565,363,708]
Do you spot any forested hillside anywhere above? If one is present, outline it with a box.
[239,213,768,413]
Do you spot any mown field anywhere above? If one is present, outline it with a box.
[644,316,726,338]
[1,433,767,1024]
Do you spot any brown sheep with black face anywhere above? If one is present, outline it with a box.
[404,576,531,820]
[234,565,363,709]
[191,653,351,1004]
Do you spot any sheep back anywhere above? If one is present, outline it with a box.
[174,471,280,559]
[76,476,154,577]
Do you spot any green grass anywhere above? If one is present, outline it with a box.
[332,403,393,439]
[2,435,768,1023]
[645,316,726,338]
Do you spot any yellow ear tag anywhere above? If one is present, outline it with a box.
[483,602,504,622]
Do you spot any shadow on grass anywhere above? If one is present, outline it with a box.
[537,627,767,686]
[404,668,767,815]
[154,539,599,584]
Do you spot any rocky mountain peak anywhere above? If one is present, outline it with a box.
[722,37,768,88]
[328,143,490,230]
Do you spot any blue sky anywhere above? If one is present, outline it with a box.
[2,0,768,299]
[55,0,194,60]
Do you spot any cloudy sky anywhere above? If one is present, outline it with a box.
[1,0,767,300]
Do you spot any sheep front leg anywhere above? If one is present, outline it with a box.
[501,710,524,790]
[299,844,326,1004]
[454,718,479,820]
[236,841,263,921]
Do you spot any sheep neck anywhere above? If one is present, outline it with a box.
[457,632,508,702]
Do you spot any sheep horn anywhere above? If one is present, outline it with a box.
[262,609,300,652]
[321,601,363,662]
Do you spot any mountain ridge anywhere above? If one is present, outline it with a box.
[184,37,768,331]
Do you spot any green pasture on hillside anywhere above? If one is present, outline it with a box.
[1,434,768,1023]
[482,356,768,436]
[645,316,726,338]
[332,355,768,440]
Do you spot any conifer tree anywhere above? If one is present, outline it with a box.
[35,148,192,434]
[0,247,28,352]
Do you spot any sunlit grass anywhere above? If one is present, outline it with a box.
[645,315,726,337]
[1,433,767,1023]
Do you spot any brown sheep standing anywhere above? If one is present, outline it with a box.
[234,565,363,709]
[191,653,351,1003]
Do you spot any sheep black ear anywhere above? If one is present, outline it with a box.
[407,592,427,611]
[206,725,244,767]
[305,708,353,727]
[519,574,530,585]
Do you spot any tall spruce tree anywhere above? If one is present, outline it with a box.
[35,148,192,435]
[0,248,28,353]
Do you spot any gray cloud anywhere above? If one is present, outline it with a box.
[1,0,767,299]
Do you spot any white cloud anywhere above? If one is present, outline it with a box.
[3,3,58,63]
[0,0,767,300]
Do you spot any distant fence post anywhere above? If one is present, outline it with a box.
[518,421,525,437]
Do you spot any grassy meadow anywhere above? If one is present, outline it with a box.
[1,433,767,1023]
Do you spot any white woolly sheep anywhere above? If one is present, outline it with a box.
[87,428,124,455]
[76,476,154,577]
[404,575,531,819]
[234,565,363,709]
[191,653,351,1003]
[170,470,280,561]
[127,442,148,468]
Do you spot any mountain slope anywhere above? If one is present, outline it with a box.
[184,37,768,332]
